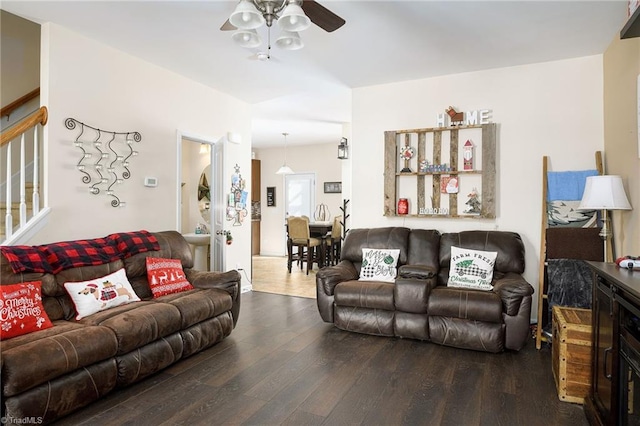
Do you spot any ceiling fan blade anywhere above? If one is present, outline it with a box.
[220,19,236,31]
[301,0,345,33]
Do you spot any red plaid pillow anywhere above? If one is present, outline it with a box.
[146,258,194,298]
[0,281,53,340]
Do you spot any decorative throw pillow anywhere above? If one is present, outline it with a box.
[447,246,498,291]
[146,257,194,298]
[64,268,141,320]
[359,248,400,283]
[0,281,53,340]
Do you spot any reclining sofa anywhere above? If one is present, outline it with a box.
[0,230,240,423]
[316,227,534,353]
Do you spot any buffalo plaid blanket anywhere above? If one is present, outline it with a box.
[1,230,160,274]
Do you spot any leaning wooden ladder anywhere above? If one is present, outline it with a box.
[535,151,604,349]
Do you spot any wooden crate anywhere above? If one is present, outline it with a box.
[552,305,592,404]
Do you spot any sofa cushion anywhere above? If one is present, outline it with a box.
[359,248,400,283]
[63,268,141,320]
[341,227,410,269]
[447,246,497,291]
[78,301,182,354]
[156,288,233,329]
[335,281,395,310]
[428,287,503,323]
[0,281,53,340]
[146,257,194,298]
[1,320,118,397]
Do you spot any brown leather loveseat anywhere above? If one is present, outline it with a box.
[316,227,534,353]
[0,230,240,424]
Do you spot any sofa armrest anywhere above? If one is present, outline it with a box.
[492,272,534,316]
[186,269,242,325]
[395,277,438,313]
[398,264,438,280]
[316,260,359,296]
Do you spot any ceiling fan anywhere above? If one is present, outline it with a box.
[221,0,345,57]
[220,0,346,33]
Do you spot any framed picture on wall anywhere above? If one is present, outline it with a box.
[266,186,276,207]
[324,182,342,193]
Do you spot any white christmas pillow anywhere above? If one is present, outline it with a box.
[447,246,497,291]
[359,248,400,283]
[64,268,140,320]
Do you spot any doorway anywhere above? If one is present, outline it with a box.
[177,133,224,272]
[284,172,316,218]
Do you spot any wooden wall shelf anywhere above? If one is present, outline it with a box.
[384,123,496,219]
[621,6,640,39]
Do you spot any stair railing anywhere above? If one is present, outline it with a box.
[1,106,48,241]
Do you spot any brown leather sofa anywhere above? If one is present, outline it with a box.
[0,231,240,424]
[316,227,534,353]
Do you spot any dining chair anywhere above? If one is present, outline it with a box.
[324,215,342,266]
[287,216,322,275]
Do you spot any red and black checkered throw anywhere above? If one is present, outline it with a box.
[1,230,160,274]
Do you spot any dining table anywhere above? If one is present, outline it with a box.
[285,220,333,269]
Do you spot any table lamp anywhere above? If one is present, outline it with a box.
[578,175,632,262]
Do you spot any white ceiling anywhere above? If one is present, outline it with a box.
[1,1,629,148]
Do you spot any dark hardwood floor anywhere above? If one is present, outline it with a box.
[55,291,588,426]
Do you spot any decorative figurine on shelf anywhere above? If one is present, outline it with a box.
[399,145,415,172]
[464,188,481,214]
[463,139,474,170]
[446,106,464,126]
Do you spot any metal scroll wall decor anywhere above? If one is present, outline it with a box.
[65,118,141,207]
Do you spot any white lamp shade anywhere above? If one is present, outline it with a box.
[277,3,311,32]
[229,0,265,30]
[276,31,304,50]
[578,175,632,210]
[232,29,262,48]
[276,164,294,175]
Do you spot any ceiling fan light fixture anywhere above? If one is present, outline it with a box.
[277,3,311,32]
[232,28,262,48]
[276,30,304,50]
[229,0,265,30]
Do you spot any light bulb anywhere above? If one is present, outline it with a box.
[107,167,115,172]
[101,153,109,159]
[290,16,298,25]
[132,151,139,156]
[94,142,102,147]
[116,179,123,184]
[84,153,92,159]
[116,155,124,161]
[119,201,126,208]
[96,164,103,170]
[123,161,130,167]
[101,178,108,183]
[242,11,251,22]
[243,33,250,42]
[74,141,83,147]
[77,165,85,171]
[107,190,114,195]
[90,187,99,194]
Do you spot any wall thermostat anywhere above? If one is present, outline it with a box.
[144,177,158,187]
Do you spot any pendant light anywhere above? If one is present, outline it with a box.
[276,132,294,175]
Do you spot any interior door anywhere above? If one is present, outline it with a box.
[285,173,315,219]
[211,140,225,272]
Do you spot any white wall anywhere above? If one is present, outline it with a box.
[34,24,253,289]
[255,142,343,256]
[351,55,606,322]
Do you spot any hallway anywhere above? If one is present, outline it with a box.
[250,255,317,299]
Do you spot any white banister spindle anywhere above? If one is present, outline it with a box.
[19,133,27,227]
[32,124,40,215]
[5,142,13,239]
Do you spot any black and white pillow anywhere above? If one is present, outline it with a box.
[359,248,400,283]
[447,246,497,291]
